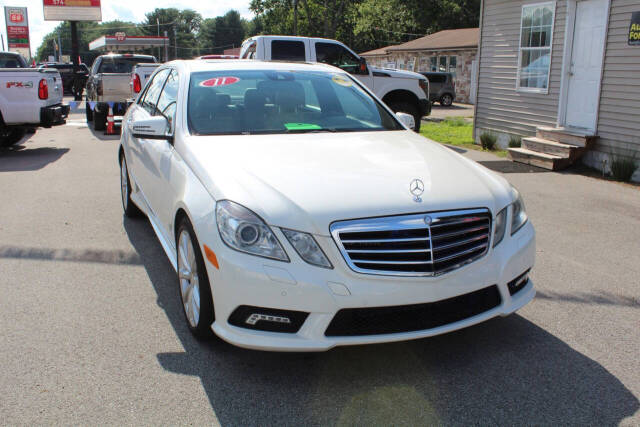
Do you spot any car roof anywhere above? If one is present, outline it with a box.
[170,59,345,74]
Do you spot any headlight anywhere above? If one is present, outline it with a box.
[493,207,507,247]
[511,188,528,235]
[215,200,289,261]
[281,228,333,269]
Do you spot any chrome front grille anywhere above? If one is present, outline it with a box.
[330,209,491,276]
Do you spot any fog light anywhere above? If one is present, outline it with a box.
[246,313,291,325]
[508,269,530,295]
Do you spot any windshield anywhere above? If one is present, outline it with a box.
[187,69,403,135]
[98,57,155,73]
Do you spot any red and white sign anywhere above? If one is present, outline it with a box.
[43,0,102,22]
[4,6,30,53]
[115,32,126,41]
[200,77,240,87]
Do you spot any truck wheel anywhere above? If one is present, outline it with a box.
[94,109,106,131]
[0,127,26,147]
[85,102,93,122]
[388,101,421,132]
[440,94,454,107]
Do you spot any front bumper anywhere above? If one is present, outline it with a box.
[419,98,431,117]
[199,218,536,352]
[40,104,69,127]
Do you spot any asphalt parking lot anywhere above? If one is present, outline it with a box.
[1,107,639,425]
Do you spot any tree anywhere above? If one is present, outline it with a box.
[199,10,246,54]
[143,8,202,59]
[350,0,419,50]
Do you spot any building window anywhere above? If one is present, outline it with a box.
[448,56,457,76]
[430,56,437,71]
[517,2,555,92]
[439,56,447,72]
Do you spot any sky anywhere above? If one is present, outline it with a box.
[1,0,254,57]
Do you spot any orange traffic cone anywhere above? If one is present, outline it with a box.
[105,105,116,135]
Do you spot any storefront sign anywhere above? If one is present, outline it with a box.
[43,0,102,22]
[629,11,640,46]
[4,6,30,58]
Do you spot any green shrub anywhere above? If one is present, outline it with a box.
[610,156,637,182]
[479,132,497,151]
[444,117,466,127]
[508,135,522,148]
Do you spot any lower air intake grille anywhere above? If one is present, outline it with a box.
[331,209,491,276]
[325,285,501,337]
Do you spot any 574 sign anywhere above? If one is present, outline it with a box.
[630,11,640,46]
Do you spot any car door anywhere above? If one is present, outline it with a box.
[141,69,180,235]
[126,68,170,212]
[313,41,374,89]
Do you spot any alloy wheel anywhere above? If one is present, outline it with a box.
[178,230,201,328]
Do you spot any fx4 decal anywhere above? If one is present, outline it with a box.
[6,81,34,88]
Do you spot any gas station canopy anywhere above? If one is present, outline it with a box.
[89,35,169,52]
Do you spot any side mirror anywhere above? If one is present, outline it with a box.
[395,112,415,130]
[358,57,368,75]
[131,116,172,142]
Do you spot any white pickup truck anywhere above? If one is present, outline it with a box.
[129,62,161,101]
[0,52,69,147]
[239,36,431,130]
[85,54,156,130]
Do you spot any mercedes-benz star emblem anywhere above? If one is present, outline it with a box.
[410,178,424,202]
[424,215,432,225]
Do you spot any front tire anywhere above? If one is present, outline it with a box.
[177,218,215,340]
[387,101,421,132]
[119,154,142,218]
[0,127,26,147]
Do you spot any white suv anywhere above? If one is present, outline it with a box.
[119,60,535,351]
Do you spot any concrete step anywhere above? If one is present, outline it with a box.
[507,147,571,170]
[522,136,579,158]
[536,126,596,148]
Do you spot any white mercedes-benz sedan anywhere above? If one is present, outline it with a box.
[119,60,535,351]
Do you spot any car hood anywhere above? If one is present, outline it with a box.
[182,131,513,236]
[370,66,424,80]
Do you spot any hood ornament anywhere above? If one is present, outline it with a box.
[410,179,424,202]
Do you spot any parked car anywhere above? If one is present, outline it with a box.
[38,62,89,100]
[239,35,431,131]
[0,60,69,146]
[420,72,456,106]
[119,59,535,351]
[85,54,156,130]
[129,63,161,101]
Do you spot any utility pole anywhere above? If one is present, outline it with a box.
[1,34,5,51]
[164,30,168,62]
[173,25,177,60]
[156,18,160,61]
[57,31,62,62]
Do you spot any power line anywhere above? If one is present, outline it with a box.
[373,27,428,37]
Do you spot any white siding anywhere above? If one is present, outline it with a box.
[475,0,567,136]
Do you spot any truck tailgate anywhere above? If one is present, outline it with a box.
[100,73,133,101]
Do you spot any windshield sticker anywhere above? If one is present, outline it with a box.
[331,75,352,87]
[199,76,240,87]
[284,123,322,130]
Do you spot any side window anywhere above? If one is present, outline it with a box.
[271,40,305,61]
[155,69,179,132]
[140,69,170,114]
[91,58,100,75]
[315,42,361,74]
